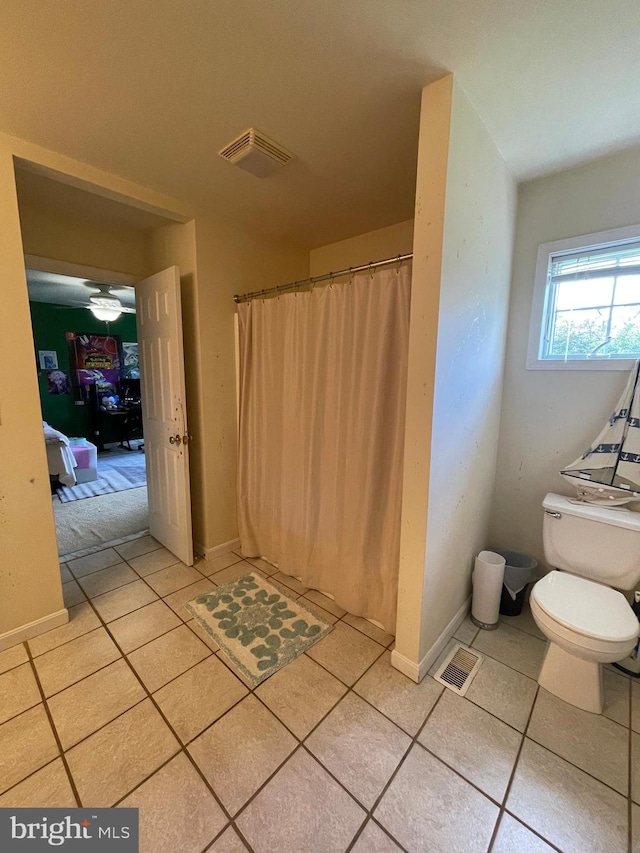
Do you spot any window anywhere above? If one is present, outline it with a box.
[527,225,640,370]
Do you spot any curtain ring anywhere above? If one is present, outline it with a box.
[329,272,335,290]
[348,267,354,286]
[396,255,402,275]
[368,262,374,280]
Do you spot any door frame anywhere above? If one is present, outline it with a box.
[24,252,194,560]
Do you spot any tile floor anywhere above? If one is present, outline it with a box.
[1,538,638,852]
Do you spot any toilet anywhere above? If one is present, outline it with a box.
[530,493,640,713]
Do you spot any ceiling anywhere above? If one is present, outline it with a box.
[2,1,640,248]
[26,270,136,312]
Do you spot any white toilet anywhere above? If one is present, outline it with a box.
[530,493,640,713]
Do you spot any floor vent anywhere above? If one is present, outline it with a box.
[433,643,483,696]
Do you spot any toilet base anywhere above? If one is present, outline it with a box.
[538,642,604,714]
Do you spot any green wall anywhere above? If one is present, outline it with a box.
[30,302,137,440]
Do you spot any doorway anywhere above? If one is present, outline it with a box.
[26,266,149,558]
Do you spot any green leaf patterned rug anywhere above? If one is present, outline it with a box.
[185,572,334,686]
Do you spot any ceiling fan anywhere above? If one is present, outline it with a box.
[85,283,135,321]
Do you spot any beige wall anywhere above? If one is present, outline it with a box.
[490,146,640,566]
[18,200,154,278]
[0,149,65,645]
[394,77,516,678]
[309,220,414,277]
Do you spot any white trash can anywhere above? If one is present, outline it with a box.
[471,550,506,630]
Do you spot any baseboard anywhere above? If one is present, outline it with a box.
[195,538,241,560]
[0,607,69,652]
[391,596,471,684]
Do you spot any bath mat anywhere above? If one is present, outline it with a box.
[186,572,333,686]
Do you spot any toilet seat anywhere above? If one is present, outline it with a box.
[531,571,639,645]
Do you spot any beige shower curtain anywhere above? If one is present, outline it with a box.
[236,264,410,633]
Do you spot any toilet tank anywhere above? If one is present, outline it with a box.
[543,493,640,589]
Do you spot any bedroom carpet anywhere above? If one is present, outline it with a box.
[56,447,146,503]
[54,486,148,556]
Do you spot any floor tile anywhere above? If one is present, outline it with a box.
[128,624,210,693]
[244,557,278,576]
[115,535,162,561]
[375,744,498,853]
[0,662,41,724]
[188,695,297,815]
[507,739,627,853]
[303,590,346,618]
[67,547,122,578]
[108,600,182,654]
[60,563,73,583]
[34,627,121,697]
[0,643,28,674]
[144,563,206,597]
[128,547,181,577]
[92,580,158,622]
[255,654,347,738]
[472,622,547,679]
[500,605,547,641]
[215,651,254,690]
[633,681,640,733]
[236,748,365,853]
[418,689,521,802]
[350,820,402,852]
[118,753,226,853]
[47,659,146,750]
[492,812,556,853]
[353,650,443,736]
[633,731,640,804]
[306,693,410,808]
[206,826,249,851]
[77,562,138,598]
[207,561,258,586]
[342,614,394,647]
[162,579,219,621]
[0,705,59,795]
[453,614,479,645]
[0,758,76,807]
[465,654,537,732]
[66,699,179,806]
[305,622,383,686]
[271,571,309,595]
[634,802,640,853]
[154,655,248,743]
[186,619,221,652]
[62,579,86,608]
[528,688,628,794]
[28,602,100,657]
[203,552,244,576]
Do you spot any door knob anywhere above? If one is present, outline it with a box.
[169,434,182,445]
[182,434,192,445]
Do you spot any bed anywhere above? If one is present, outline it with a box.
[44,421,77,487]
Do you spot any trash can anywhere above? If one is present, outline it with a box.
[494,550,538,616]
[471,551,506,630]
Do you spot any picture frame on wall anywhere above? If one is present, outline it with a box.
[38,350,58,370]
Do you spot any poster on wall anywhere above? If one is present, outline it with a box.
[46,371,71,394]
[121,342,140,379]
[66,332,121,387]
[38,350,58,370]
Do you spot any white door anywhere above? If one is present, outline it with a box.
[136,266,193,565]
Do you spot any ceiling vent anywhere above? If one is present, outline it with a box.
[218,128,295,178]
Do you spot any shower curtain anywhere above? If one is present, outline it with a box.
[236,264,411,633]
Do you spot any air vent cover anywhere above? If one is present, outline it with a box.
[218,128,295,178]
[433,643,483,696]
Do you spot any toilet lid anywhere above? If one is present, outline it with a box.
[532,571,640,643]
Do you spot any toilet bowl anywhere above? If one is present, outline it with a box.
[530,571,639,712]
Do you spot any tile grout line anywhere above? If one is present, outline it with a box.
[24,642,83,809]
[77,591,253,853]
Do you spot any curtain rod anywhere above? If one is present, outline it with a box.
[233,252,413,304]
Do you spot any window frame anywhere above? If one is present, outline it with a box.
[527,223,640,371]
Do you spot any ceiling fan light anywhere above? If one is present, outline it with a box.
[88,294,122,321]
